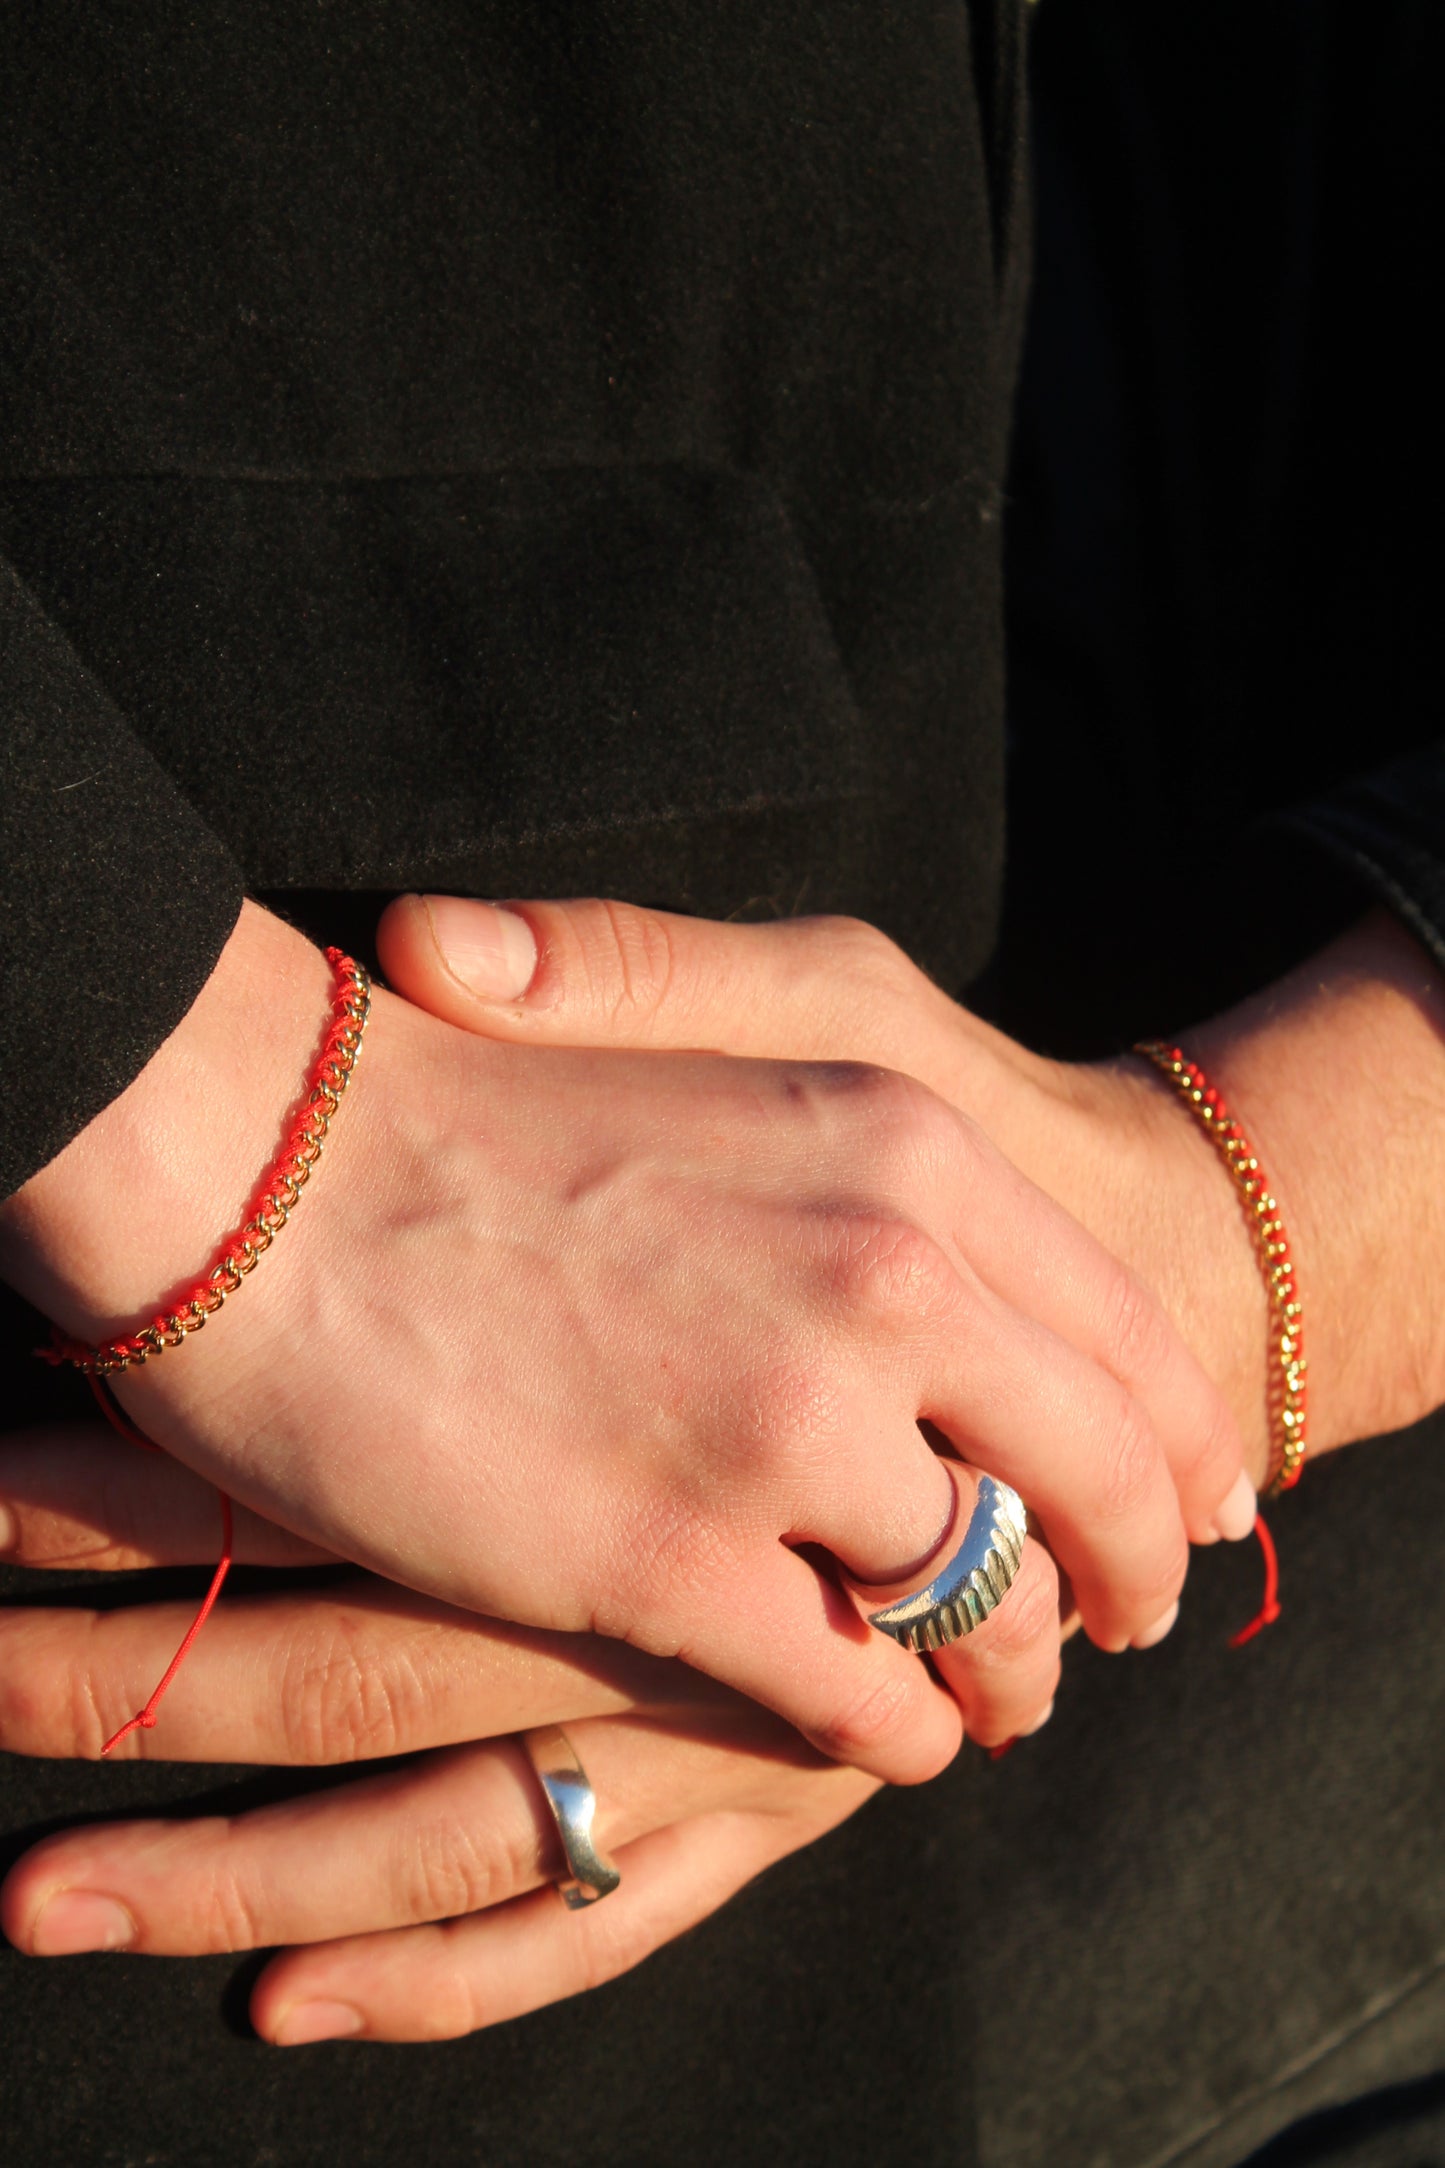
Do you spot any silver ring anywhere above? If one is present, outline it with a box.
[865,1472,1028,1654]
[519,1724,622,1909]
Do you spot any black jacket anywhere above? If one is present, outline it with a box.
[2,9,1444,2168]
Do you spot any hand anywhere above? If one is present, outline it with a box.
[0,1425,877,2042]
[375,895,1445,1476]
[0,901,1244,1781]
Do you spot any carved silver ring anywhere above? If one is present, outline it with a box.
[520,1724,622,1909]
[865,1472,1028,1654]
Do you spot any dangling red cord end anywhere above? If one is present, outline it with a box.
[100,1491,234,1756]
[1229,1512,1281,1648]
[84,1378,235,1756]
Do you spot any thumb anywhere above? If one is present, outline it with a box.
[375,893,935,1061]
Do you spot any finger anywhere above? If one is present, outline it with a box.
[622,1531,965,1786]
[376,894,966,1072]
[2,1710,870,1960]
[251,1812,844,2044]
[0,1423,336,1570]
[775,1187,1185,1656]
[926,1125,1248,1549]
[378,897,1247,1544]
[918,1278,1190,1653]
[841,1461,1061,1748]
[0,1582,676,1764]
[0,1453,959,1785]
[929,1535,1062,1746]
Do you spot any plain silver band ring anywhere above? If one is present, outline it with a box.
[865,1472,1029,1654]
[520,1724,622,1909]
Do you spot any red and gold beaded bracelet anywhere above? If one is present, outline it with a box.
[36,948,371,1751]
[43,948,371,1377]
[1133,1041,1306,1500]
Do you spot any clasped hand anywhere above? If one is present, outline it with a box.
[0,895,1254,2040]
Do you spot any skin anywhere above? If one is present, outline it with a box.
[0,900,1245,1791]
[373,893,1445,1481]
[4,896,1439,2041]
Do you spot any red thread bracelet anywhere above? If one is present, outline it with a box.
[38,947,370,1752]
[1135,1039,1307,1648]
[43,949,371,1376]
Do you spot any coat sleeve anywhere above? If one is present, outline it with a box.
[1,558,243,1200]
[1276,740,1445,977]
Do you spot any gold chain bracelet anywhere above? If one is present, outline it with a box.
[1134,1041,1306,1497]
[42,949,371,1377]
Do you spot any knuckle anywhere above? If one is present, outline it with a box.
[570,1894,662,1999]
[740,1356,847,1473]
[782,1055,899,1110]
[875,1072,972,1186]
[823,1216,959,1333]
[399,1808,523,1924]
[276,1614,419,1764]
[816,915,914,988]
[1187,1387,1245,1500]
[967,1549,1061,1667]
[1092,1401,1167,1530]
[777,1060,966,1189]
[592,1501,739,1648]
[422,1928,494,2039]
[1096,1264,1170,1384]
[202,1854,267,1952]
[582,899,679,1027]
[68,1615,121,1759]
[811,1667,920,1768]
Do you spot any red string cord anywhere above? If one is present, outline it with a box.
[86,1377,234,1757]
[1229,1514,1281,1647]
[42,950,370,1378]
[32,952,368,1746]
[989,1515,1282,1759]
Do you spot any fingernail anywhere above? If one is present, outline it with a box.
[0,1501,16,1553]
[422,895,537,1000]
[1212,1470,1259,1543]
[1021,1698,1055,1736]
[31,1891,136,1955]
[274,1999,366,2047]
[1133,1600,1179,1651]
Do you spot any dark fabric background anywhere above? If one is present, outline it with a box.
[3,4,1444,2166]
[0,0,1029,1197]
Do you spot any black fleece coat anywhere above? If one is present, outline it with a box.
[2,7,1444,2167]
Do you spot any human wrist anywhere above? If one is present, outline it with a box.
[975,913,1445,1478]
[0,900,336,1341]
[1016,1055,1273,1482]
[1174,911,1445,1458]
